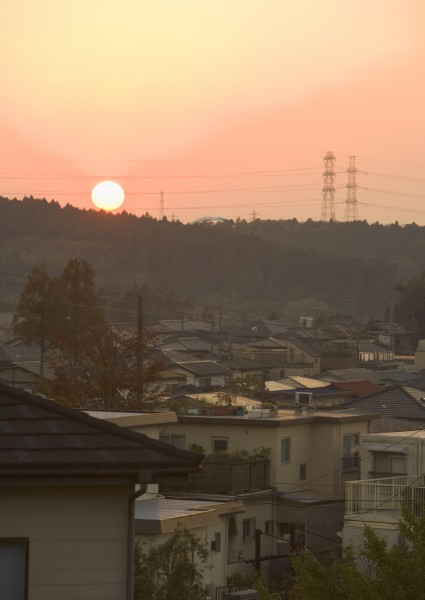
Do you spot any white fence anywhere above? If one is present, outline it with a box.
[345,475,425,519]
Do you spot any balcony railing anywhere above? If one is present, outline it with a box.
[345,475,425,519]
[368,471,407,479]
[166,458,271,494]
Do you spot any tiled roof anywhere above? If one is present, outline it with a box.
[0,384,201,480]
[218,357,264,371]
[330,380,382,398]
[317,368,383,384]
[174,361,229,377]
[343,384,425,421]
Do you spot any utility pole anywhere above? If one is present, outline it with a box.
[137,296,144,404]
[254,529,262,573]
[389,302,395,355]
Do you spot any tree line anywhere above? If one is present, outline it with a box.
[2,195,425,318]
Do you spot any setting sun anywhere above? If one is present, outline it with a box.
[91,181,125,211]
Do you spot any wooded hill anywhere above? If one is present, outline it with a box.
[1,195,424,320]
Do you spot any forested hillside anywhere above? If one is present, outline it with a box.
[1,196,424,319]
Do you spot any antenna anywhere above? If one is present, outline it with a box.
[321,151,336,221]
[344,156,358,221]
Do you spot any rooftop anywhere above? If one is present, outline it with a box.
[0,384,201,485]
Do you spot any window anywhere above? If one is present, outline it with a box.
[159,435,185,450]
[265,520,274,535]
[212,437,228,453]
[342,433,360,470]
[278,523,305,547]
[212,532,221,552]
[281,437,291,463]
[299,463,307,481]
[242,518,256,542]
[372,453,407,478]
[0,539,28,600]
[198,377,212,389]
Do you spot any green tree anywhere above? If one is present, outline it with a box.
[291,507,425,600]
[12,265,53,377]
[134,527,208,600]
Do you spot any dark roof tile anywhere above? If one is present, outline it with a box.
[0,384,201,479]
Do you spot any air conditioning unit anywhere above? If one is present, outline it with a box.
[295,391,313,406]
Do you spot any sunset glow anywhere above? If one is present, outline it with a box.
[1,1,425,224]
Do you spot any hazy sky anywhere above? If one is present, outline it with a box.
[2,0,425,224]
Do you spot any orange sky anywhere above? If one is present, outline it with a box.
[2,0,425,224]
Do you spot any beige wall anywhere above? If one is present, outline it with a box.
[0,485,131,600]
[160,416,372,496]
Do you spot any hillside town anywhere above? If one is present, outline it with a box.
[2,294,425,599]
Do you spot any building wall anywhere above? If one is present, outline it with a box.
[343,520,400,562]
[161,417,371,497]
[0,484,130,600]
[360,433,425,480]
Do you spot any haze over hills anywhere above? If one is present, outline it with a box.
[1,195,424,320]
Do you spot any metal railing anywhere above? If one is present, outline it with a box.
[345,475,425,519]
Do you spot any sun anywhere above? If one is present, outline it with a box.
[91,180,125,211]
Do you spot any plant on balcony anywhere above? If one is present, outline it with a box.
[203,450,251,464]
[203,448,271,464]
[188,443,205,455]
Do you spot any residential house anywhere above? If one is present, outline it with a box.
[316,368,385,385]
[155,407,376,578]
[363,322,414,356]
[343,429,425,555]
[0,383,201,600]
[358,341,394,366]
[0,339,53,393]
[341,382,425,432]
[230,336,320,379]
[135,496,245,597]
[167,360,229,391]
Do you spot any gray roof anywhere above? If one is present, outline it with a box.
[343,384,425,422]
[317,368,383,384]
[0,384,201,483]
[371,416,425,433]
[218,357,265,371]
[173,361,229,377]
[160,337,212,353]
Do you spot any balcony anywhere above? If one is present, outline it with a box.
[164,458,271,494]
[345,475,425,521]
[189,458,270,493]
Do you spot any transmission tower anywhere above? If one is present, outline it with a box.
[344,156,358,221]
[321,151,336,221]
